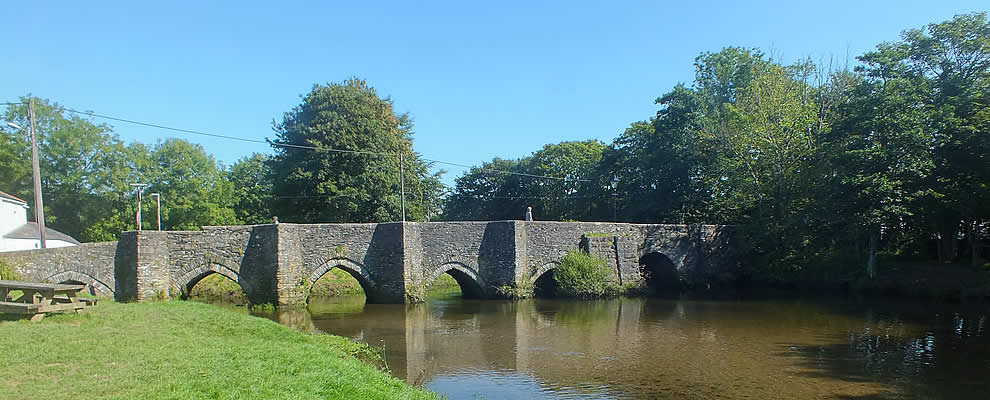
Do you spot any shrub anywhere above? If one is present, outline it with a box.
[495,282,534,299]
[554,251,620,298]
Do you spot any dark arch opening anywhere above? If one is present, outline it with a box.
[308,266,373,304]
[427,269,485,299]
[640,253,680,297]
[184,272,248,305]
[533,270,558,298]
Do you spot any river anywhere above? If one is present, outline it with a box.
[254,296,989,399]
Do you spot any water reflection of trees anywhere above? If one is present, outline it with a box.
[295,297,990,400]
[778,305,989,400]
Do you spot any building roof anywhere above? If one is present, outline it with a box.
[3,222,80,244]
[0,191,27,205]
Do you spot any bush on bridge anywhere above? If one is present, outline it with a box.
[554,251,621,298]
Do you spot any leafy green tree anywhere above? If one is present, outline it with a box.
[443,158,531,221]
[443,141,605,222]
[139,139,237,230]
[270,79,442,223]
[228,153,275,225]
[600,86,714,224]
[823,44,933,277]
[2,97,134,242]
[0,123,30,198]
[900,13,990,265]
[525,140,606,221]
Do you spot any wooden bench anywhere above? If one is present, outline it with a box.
[0,301,88,322]
[53,296,98,306]
[0,280,93,322]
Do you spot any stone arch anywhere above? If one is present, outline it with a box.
[176,262,244,299]
[424,262,486,299]
[530,261,560,298]
[639,252,680,296]
[307,257,376,302]
[44,271,113,296]
[528,261,559,284]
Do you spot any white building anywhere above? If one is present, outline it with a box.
[0,190,79,252]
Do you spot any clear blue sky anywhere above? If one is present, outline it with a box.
[2,1,985,185]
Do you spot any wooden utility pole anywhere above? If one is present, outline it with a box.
[28,98,47,248]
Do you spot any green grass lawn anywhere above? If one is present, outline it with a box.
[0,301,438,400]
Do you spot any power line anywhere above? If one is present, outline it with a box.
[2,100,589,182]
[488,196,593,200]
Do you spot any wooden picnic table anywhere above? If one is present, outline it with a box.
[0,280,95,322]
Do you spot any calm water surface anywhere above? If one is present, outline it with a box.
[258,296,989,399]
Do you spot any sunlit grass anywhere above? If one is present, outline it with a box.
[310,269,367,298]
[0,301,438,400]
[188,273,248,304]
[426,274,463,299]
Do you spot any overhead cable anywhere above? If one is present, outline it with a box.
[3,100,587,182]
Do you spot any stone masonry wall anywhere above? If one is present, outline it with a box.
[1,222,742,306]
[0,241,118,296]
[407,221,521,299]
[276,223,405,304]
[164,225,278,305]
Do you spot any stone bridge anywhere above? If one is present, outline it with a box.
[0,221,740,305]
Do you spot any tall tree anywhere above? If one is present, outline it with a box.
[443,158,531,221]
[270,79,442,223]
[443,141,605,222]
[2,97,134,241]
[228,153,275,225]
[139,138,237,230]
[902,13,990,265]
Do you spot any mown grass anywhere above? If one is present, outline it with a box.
[0,301,438,400]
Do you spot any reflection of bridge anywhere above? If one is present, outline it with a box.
[0,221,739,305]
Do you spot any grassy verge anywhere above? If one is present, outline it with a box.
[0,301,438,400]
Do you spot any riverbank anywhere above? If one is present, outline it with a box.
[0,301,438,400]
[736,262,990,302]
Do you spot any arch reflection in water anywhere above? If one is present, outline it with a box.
[266,297,990,400]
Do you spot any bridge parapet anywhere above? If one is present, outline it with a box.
[0,241,117,296]
[0,222,740,306]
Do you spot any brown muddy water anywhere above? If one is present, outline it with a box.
[256,296,989,399]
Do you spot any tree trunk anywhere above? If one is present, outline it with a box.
[967,220,979,267]
[867,229,878,280]
[938,226,958,264]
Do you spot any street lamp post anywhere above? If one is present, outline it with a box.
[151,193,161,231]
[130,183,150,231]
[6,98,47,248]
[610,176,619,222]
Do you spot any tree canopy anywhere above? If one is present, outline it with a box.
[269,79,443,223]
